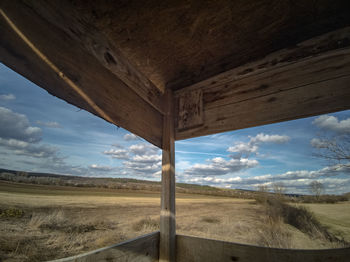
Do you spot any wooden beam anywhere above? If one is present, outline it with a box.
[52,231,159,262]
[160,90,176,262]
[176,234,350,262]
[18,0,165,113]
[0,1,163,148]
[175,27,350,140]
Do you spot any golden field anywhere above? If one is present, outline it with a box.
[0,181,349,261]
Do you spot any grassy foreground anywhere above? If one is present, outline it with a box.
[0,181,349,261]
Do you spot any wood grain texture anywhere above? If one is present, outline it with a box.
[175,36,350,140]
[0,1,163,148]
[50,232,159,262]
[16,0,165,113]
[62,0,350,91]
[177,90,203,130]
[159,90,176,262]
[176,234,350,262]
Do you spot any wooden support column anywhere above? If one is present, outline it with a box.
[160,89,176,262]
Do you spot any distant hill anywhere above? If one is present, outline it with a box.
[1,168,348,202]
[0,168,256,199]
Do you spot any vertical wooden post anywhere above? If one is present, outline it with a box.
[159,89,176,262]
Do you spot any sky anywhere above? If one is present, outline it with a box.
[0,63,350,195]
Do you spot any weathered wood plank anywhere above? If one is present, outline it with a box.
[0,1,163,148]
[174,26,350,95]
[159,90,176,262]
[51,231,159,262]
[175,29,350,140]
[176,234,350,262]
[177,89,203,130]
[18,0,165,113]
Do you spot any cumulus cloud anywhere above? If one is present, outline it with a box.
[0,94,16,101]
[180,163,350,194]
[103,142,162,177]
[0,107,42,143]
[183,157,258,177]
[0,137,58,159]
[89,164,113,171]
[228,143,258,156]
[181,133,289,179]
[129,143,159,156]
[312,115,350,134]
[0,107,61,160]
[250,133,290,144]
[124,156,161,176]
[123,143,161,177]
[0,94,15,101]
[103,148,129,159]
[227,133,290,157]
[123,133,139,141]
[36,120,62,128]
[310,138,329,148]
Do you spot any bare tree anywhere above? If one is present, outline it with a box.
[257,184,270,204]
[309,180,324,200]
[257,184,269,193]
[272,182,285,197]
[311,134,350,165]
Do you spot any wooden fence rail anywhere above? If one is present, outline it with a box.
[50,231,159,262]
[176,234,350,262]
[49,232,350,262]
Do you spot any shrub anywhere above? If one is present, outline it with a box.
[201,217,221,224]
[29,210,66,229]
[132,217,159,231]
[256,216,292,248]
[298,194,348,204]
[29,209,98,233]
[0,208,24,218]
[261,197,348,245]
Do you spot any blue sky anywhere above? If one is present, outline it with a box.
[1,63,350,194]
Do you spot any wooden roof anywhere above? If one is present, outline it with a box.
[1,0,350,148]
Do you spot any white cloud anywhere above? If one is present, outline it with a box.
[0,107,42,142]
[103,142,162,177]
[36,120,61,128]
[0,137,58,159]
[181,133,289,179]
[132,154,162,163]
[184,157,258,177]
[310,138,329,148]
[0,93,15,101]
[129,143,159,156]
[179,163,350,194]
[313,115,350,134]
[0,107,62,160]
[124,156,161,176]
[227,143,258,155]
[250,133,290,144]
[123,143,161,177]
[227,133,290,157]
[123,133,139,141]
[103,148,129,159]
[89,164,113,171]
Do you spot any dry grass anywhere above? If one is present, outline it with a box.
[260,197,349,248]
[301,202,350,243]
[132,217,159,232]
[1,181,349,261]
[201,217,221,224]
[256,216,292,248]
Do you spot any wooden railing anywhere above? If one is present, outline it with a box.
[49,232,350,262]
[176,234,350,262]
[50,231,159,262]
